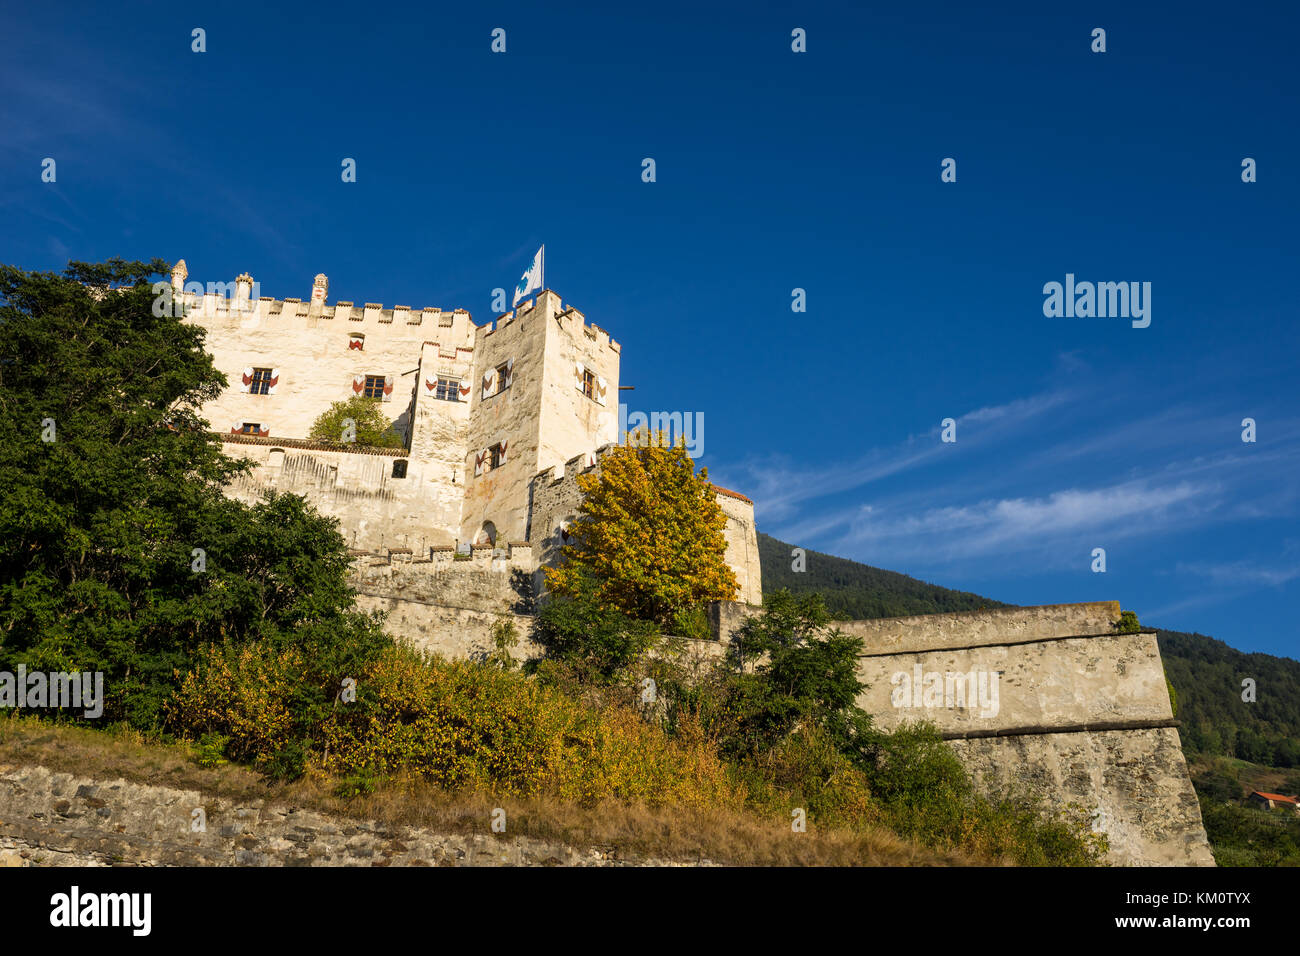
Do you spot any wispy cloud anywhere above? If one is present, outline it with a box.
[727,364,1300,590]
[730,385,1075,523]
[831,478,1215,566]
[1174,561,1300,588]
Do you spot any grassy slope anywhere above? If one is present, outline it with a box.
[0,716,988,867]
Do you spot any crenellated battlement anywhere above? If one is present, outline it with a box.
[350,541,534,571]
[557,301,620,353]
[171,264,476,339]
[483,290,620,354]
[182,291,474,331]
[531,441,619,488]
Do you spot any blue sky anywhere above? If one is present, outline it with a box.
[2,2,1297,656]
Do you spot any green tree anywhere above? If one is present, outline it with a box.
[544,437,737,629]
[307,394,405,449]
[531,568,659,684]
[674,590,872,762]
[0,259,389,728]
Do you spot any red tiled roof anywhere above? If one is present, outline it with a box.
[1252,791,1298,803]
[218,433,408,456]
[711,485,753,505]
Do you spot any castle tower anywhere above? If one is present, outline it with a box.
[459,289,620,547]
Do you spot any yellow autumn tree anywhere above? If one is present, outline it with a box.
[544,435,738,630]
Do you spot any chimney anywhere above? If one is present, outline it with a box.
[171,259,188,292]
[312,273,329,307]
[235,272,253,306]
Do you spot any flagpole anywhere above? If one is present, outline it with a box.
[541,244,546,292]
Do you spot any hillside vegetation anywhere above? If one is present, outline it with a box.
[1187,755,1300,866]
[758,532,1008,619]
[1157,629,1300,768]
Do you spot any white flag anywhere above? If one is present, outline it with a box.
[512,245,544,307]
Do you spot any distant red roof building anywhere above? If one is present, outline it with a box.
[1248,791,1300,812]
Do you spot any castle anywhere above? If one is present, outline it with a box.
[171,261,762,603]
[176,262,1211,866]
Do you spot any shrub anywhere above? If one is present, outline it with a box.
[531,570,660,684]
[487,615,519,671]
[306,395,405,449]
[168,641,746,811]
[857,722,1107,866]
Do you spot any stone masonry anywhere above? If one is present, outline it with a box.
[0,765,708,867]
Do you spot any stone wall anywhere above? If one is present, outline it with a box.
[0,765,703,867]
[222,436,462,551]
[949,727,1214,866]
[348,547,543,661]
[714,488,762,606]
[459,294,548,546]
[707,599,1212,866]
[347,550,729,668]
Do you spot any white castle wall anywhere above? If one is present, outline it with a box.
[178,265,759,598]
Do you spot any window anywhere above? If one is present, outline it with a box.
[496,362,511,388]
[240,422,261,435]
[249,367,274,395]
[392,459,408,479]
[474,440,507,477]
[363,374,385,398]
[434,378,460,402]
[581,369,596,399]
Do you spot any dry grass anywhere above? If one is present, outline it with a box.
[0,714,996,866]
